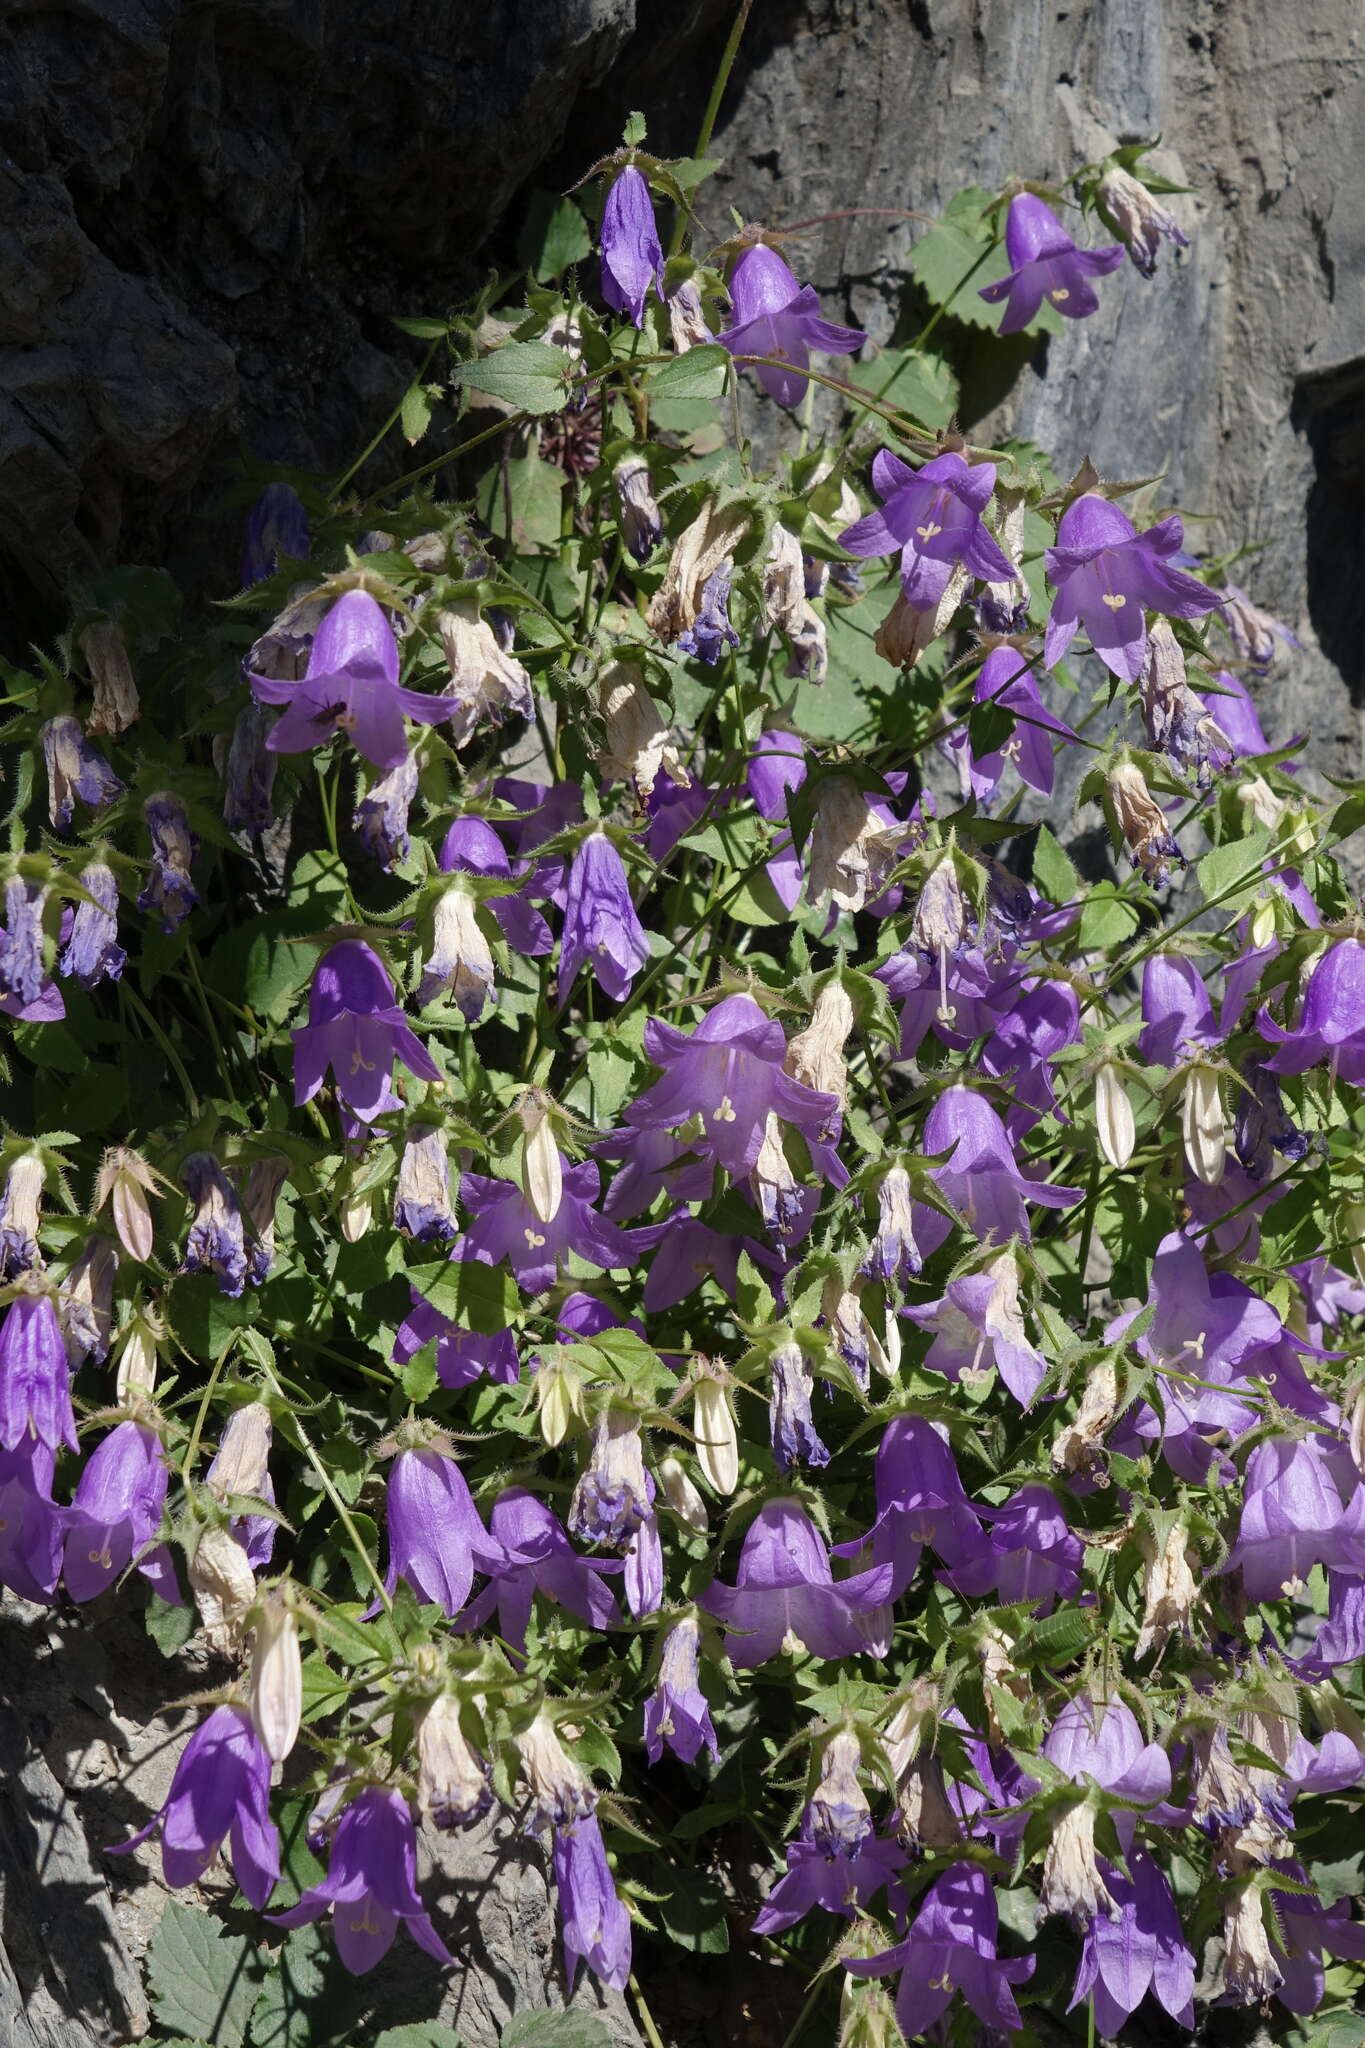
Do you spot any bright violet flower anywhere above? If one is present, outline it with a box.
[137,794,198,933]
[1257,939,1365,1084]
[59,862,125,989]
[181,1152,248,1298]
[597,1127,713,1223]
[701,1498,894,1668]
[753,1818,905,1936]
[839,450,1014,613]
[110,1704,280,1906]
[0,1289,76,1453]
[920,1084,1081,1253]
[552,1812,632,1990]
[979,978,1081,1126]
[599,164,664,327]
[1228,1434,1365,1600]
[1069,1849,1195,2035]
[458,1157,647,1296]
[833,1415,983,1597]
[382,1447,507,1614]
[639,1212,775,1309]
[950,647,1075,802]
[1198,668,1272,757]
[293,940,441,1123]
[676,562,739,666]
[626,993,839,1181]
[457,1488,621,1653]
[845,1862,1034,2038]
[1263,1860,1365,2014]
[242,481,309,585]
[978,192,1123,333]
[717,242,864,408]
[643,1616,717,1766]
[1138,951,1219,1067]
[0,879,62,1021]
[41,716,124,829]
[437,816,553,958]
[558,834,649,1004]
[252,591,455,771]
[0,1441,68,1602]
[270,1785,451,1972]
[65,1419,179,1603]
[947,1482,1082,1614]
[392,1290,519,1390]
[747,728,806,910]
[1044,493,1220,684]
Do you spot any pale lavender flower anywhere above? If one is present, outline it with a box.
[552,1812,632,1990]
[456,1488,622,1653]
[840,450,1015,613]
[58,862,125,989]
[354,750,418,871]
[643,1616,717,1766]
[1045,493,1220,684]
[292,940,441,1123]
[252,591,455,772]
[382,1447,506,1614]
[844,1862,1034,2037]
[700,1499,893,1667]
[0,1289,76,1452]
[559,834,649,1005]
[65,1419,179,1603]
[40,716,123,829]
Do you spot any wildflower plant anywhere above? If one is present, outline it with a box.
[3,45,1365,2048]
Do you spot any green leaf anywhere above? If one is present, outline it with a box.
[319,1604,388,1667]
[145,1589,196,1656]
[650,1864,730,1953]
[517,192,592,282]
[475,451,565,550]
[400,383,434,446]
[1078,885,1142,949]
[414,1256,520,1334]
[248,1928,341,2048]
[374,2028,465,2048]
[1032,825,1081,906]
[501,2017,613,2048]
[147,1902,266,2048]
[845,346,959,431]
[647,343,729,403]
[393,316,451,339]
[455,341,570,416]
[1196,824,1274,910]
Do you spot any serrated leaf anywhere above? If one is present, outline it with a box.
[651,1864,730,1954]
[501,2017,613,2048]
[455,341,570,416]
[1196,824,1274,910]
[845,346,959,431]
[517,192,592,282]
[146,1588,196,1656]
[147,1902,266,2048]
[647,343,729,402]
[1032,825,1081,906]
[248,1927,337,2048]
[414,1256,520,1334]
[400,383,434,446]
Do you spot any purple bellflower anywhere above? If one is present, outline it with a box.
[640,1212,776,1310]
[456,1487,622,1653]
[558,833,649,1004]
[700,1498,894,1668]
[181,1152,249,1298]
[293,940,440,1124]
[1044,493,1220,684]
[1199,668,1272,757]
[643,1616,718,1766]
[1228,1434,1365,1600]
[437,816,553,957]
[951,648,1076,802]
[921,1084,1081,1253]
[1044,1695,1172,1810]
[717,242,864,408]
[252,591,454,772]
[1261,1861,1365,2014]
[354,750,417,871]
[0,879,62,1021]
[392,1290,519,1390]
[0,1441,68,1603]
[223,702,278,835]
[1138,951,1219,1068]
[65,1419,179,1603]
[0,1288,77,1453]
[979,192,1124,333]
[110,1705,281,1906]
[1257,939,1365,1085]
[59,863,125,989]
[747,729,806,910]
[242,482,310,586]
[752,1819,906,1936]
[458,1156,647,1296]
[626,993,839,1181]
[596,1125,712,1223]
[41,716,124,830]
[270,1784,451,1972]
[947,1482,1083,1614]
[832,1416,983,1596]
[382,1447,507,1614]
[599,165,664,328]
[552,1812,632,1990]
[1069,1849,1196,2034]
[1235,1062,1309,1179]
[839,450,1015,613]
[137,794,198,932]
[845,1862,1034,2038]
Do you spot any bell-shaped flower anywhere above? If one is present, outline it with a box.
[269,1784,450,1972]
[1228,1434,1365,1601]
[0,1287,76,1453]
[391,1290,519,1390]
[1234,1062,1308,1180]
[206,1402,277,1569]
[292,940,441,1123]
[946,1482,1082,1614]
[181,1152,248,1298]
[241,482,309,585]
[415,1692,493,1832]
[0,879,63,1021]
[844,1862,1034,2039]
[552,1811,632,1990]
[0,1440,69,1602]
[137,794,198,933]
[921,1084,1081,1252]
[1044,493,1219,684]
[1138,951,1219,1067]
[41,716,123,830]
[701,1498,894,1667]
[747,728,806,910]
[717,242,864,407]
[839,450,1014,613]
[457,1488,622,1653]
[252,591,455,771]
[626,993,839,1181]
[109,1705,280,1906]
[437,815,552,959]
[754,1735,906,1936]
[1068,1849,1195,2035]
[1198,668,1272,757]
[381,1446,506,1614]
[599,164,664,327]
[1044,1694,1171,1812]
[833,1415,983,1596]
[1256,939,1365,1085]
[458,1156,647,1296]
[558,833,649,1004]
[639,1210,776,1310]
[950,648,1075,802]
[65,1419,179,1603]
[978,192,1123,332]
[644,1616,717,1766]
[1262,1860,1365,2014]
[59,862,125,990]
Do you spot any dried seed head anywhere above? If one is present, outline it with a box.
[189,1524,257,1653]
[595,659,688,800]
[416,1692,494,1831]
[1052,1360,1118,1476]
[80,619,140,734]
[1135,1520,1200,1658]
[785,978,855,1108]
[807,776,901,914]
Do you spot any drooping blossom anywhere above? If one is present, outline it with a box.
[456,1488,621,1653]
[415,1693,493,1832]
[754,1731,906,1935]
[676,562,739,665]
[1256,939,1365,1085]
[1220,584,1300,671]
[0,1287,76,1453]
[59,1236,117,1365]
[436,602,534,745]
[918,1084,1081,1254]
[432,815,552,967]
[552,1813,633,1990]
[844,1862,1034,2038]
[613,462,663,562]
[1100,165,1189,276]
[643,1616,717,1766]
[0,1154,44,1281]
[558,833,649,1004]
[839,450,1014,613]
[1227,1434,1365,1600]
[717,242,864,407]
[80,618,139,734]
[353,749,417,870]
[381,1446,507,1614]
[947,1482,1083,1614]
[293,940,441,1122]
[1038,1696,1171,1924]
[206,1402,277,1569]
[40,716,123,830]
[1044,494,1220,684]
[701,1498,893,1667]
[269,1785,451,1972]
[109,1705,280,1906]
[65,1419,179,1603]
[252,591,455,771]
[137,794,198,932]
[181,1152,248,1297]
[599,164,664,327]
[768,1340,830,1472]
[58,863,125,989]
[242,482,310,585]
[978,192,1123,333]
[392,1288,519,1390]
[458,1156,646,1296]
[747,728,806,910]
[1198,669,1272,757]
[948,647,1075,802]
[1069,1849,1195,2033]
[0,878,62,1020]
[0,1440,68,1602]
[832,1416,983,1596]
[393,1123,456,1244]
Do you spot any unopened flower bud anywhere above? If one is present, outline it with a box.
[1181,1065,1226,1186]
[80,618,139,734]
[115,1316,159,1402]
[517,1712,593,1835]
[536,1351,584,1448]
[785,978,855,1112]
[1094,1062,1135,1169]
[614,462,663,564]
[339,1186,374,1242]
[416,1693,494,1830]
[95,1146,159,1264]
[189,1524,257,1652]
[1107,761,1183,886]
[520,1100,563,1226]
[596,659,689,799]
[0,1153,46,1279]
[248,1590,302,1762]
[1135,1519,1200,1658]
[657,1454,708,1533]
[693,1371,738,1495]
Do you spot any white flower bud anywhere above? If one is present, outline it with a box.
[115,1317,158,1402]
[189,1525,257,1653]
[657,1454,708,1533]
[693,1372,738,1495]
[521,1104,563,1226]
[535,1351,584,1448]
[339,1188,374,1242]
[1094,1063,1135,1170]
[248,1590,302,1762]
[1181,1065,1226,1186]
